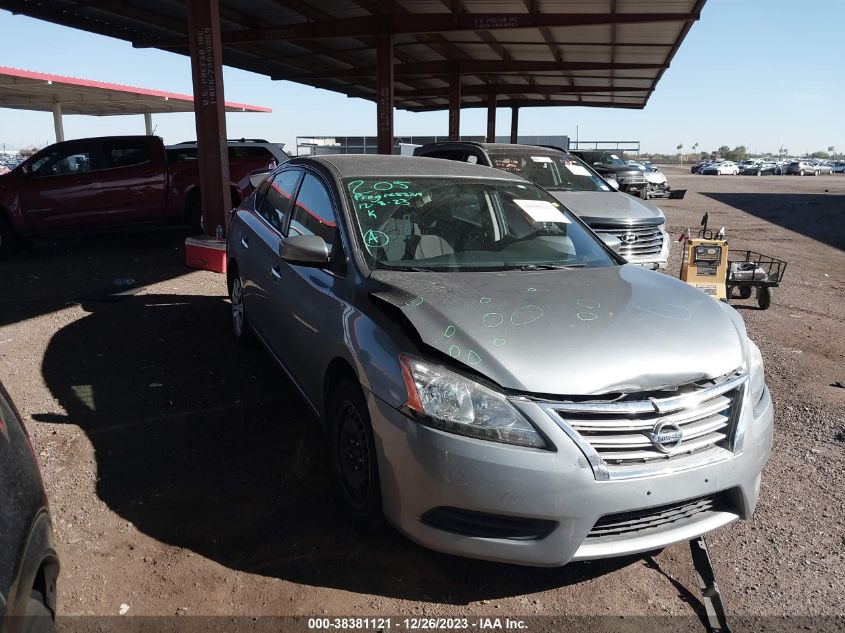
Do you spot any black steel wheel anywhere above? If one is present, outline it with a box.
[738,286,753,300]
[758,286,772,310]
[328,380,383,527]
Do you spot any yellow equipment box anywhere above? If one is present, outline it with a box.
[680,237,729,301]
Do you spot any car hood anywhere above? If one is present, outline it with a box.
[548,191,665,225]
[369,265,745,396]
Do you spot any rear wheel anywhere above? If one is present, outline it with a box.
[758,286,772,310]
[814,170,819,176]
[0,213,16,259]
[799,169,805,176]
[328,380,383,529]
[229,271,254,346]
[738,286,752,299]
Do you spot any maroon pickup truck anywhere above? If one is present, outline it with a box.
[0,135,288,257]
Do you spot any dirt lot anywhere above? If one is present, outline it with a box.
[1,170,843,623]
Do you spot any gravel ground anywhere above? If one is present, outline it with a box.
[0,169,842,623]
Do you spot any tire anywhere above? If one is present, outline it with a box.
[0,213,16,260]
[757,170,762,176]
[814,170,819,176]
[229,271,254,347]
[23,591,55,633]
[799,169,805,176]
[758,286,772,310]
[327,379,383,529]
[738,286,752,299]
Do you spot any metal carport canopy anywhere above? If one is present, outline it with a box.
[0,0,705,113]
[0,0,706,236]
[0,65,270,142]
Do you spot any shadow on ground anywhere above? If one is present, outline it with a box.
[35,291,691,605]
[0,227,194,327]
[699,192,845,251]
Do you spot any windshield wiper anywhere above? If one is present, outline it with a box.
[377,264,439,272]
[515,263,586,271]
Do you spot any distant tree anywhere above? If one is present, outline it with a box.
[717,145,730,158]
[18,145,40,158]
[811,151,830,160]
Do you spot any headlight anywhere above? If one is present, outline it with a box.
[399,355,548,449]
[747,340,765,405]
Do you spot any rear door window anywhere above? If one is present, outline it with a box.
[106,140,152,168]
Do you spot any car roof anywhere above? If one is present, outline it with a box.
[291,154,529,181]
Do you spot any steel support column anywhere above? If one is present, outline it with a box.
[376,34,394,155]
[448,74,461,141]
[486,88,496,143]
[510,106,519,144]
[52,102,64,142]
[144,111,153,135]
[187,0,230,237]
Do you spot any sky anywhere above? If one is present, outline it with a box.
[0,0,843,156]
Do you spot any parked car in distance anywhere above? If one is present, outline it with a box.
[739,162,779,176]
[1,381,59,632]
[833,161,845,173]
[0,136,287,258]
[813,162,834,175]
[226,154,773,567]
[413,142,669,269]
[568,150,648,196]
[702,161,739,175]
[785,160,821,176]
[690,160,712,174]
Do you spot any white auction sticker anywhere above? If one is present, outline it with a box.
[564,163,592,177]
[514,199,570,223]
[530,155,554,163]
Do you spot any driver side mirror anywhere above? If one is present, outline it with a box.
[279,234,331,265]
[597,232,623,254]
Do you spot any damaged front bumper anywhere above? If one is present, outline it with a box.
[366,384,773,567]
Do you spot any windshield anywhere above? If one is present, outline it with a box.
[344,176,618,272]
[485,149,611,193]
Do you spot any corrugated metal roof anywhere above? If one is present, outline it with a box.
[0,0,706,112]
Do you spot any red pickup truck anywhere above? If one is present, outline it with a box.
[0,135,288,257]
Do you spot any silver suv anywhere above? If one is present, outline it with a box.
[414,143,669,269]
[226,155,773,567]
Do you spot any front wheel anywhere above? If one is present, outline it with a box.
[814,170,819,176]
[799,169,805,176]
[328,380,383,529]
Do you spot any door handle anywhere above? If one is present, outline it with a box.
[270,266,282,280]
[240,237,249,249]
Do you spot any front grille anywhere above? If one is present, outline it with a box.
[543,371,746,480]
[590,223,665,259]
[585,492,733,542]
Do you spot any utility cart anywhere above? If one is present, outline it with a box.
[726,250,787,310]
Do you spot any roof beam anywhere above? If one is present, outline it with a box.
[394,84,647,99]
[407,99,642,113]
[133,12,697,47]
[272,60,666,80]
